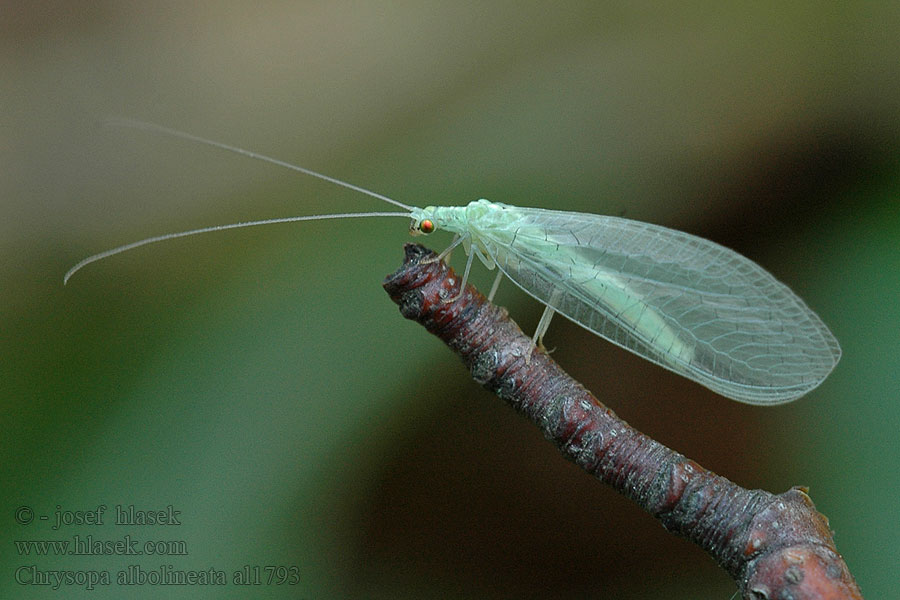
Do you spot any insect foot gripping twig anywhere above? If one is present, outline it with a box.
[383,243,864,600]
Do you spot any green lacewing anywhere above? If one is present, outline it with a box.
[66,119,841,405]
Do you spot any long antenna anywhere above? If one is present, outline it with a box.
[103,117,414,211]
[65,118,422,284]
[64,211,410,284]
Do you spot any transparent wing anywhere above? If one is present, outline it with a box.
[477,206,841,404]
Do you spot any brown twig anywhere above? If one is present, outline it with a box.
[382,243,863,600]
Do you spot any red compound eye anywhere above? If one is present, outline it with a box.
[419,219,435,234]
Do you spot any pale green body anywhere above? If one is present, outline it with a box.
[412,199,841,405]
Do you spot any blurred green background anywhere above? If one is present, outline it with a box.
[3,2,898,598]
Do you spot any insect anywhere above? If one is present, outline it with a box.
[66,119,841,405]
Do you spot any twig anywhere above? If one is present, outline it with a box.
[382,243,863,600]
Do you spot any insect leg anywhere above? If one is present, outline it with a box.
[522,303,556,365]
[532,304,556,349]
[442,248,475,304]
[441,234,460,263]
[531,288,563,353]
[487,271,503,302]
[421,234,464,265]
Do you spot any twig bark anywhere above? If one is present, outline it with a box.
[382,243,863,600]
